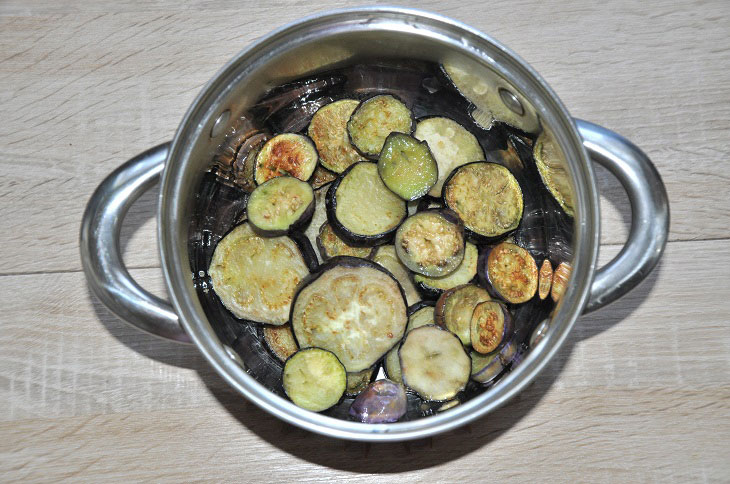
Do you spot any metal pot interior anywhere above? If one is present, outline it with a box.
[162,8,589,438]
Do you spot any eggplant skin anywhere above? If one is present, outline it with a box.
[287,232,320,272]
[326,162,407,247]
[290,256,408,372]
[442,161,524,243]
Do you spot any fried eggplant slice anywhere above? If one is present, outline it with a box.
[291,257,408,372]
[208,223,310,324]
[399,325,470,401]
[308,99,367,173]
[345,367,376,397]
[347,94,414,158]
[372,245,421,306]
[394,210,465,277]
[551,262,572,303]
[471,349,504,384]
[247,175,314,236]
[470,301,511,354]
[434,284,491,346]
[316,222,374,260]
[538,259,553,300]
[263,323,298,362]
[534,130,575,217]
[413,242,478,298]
[413,116,485,197]
[283,348,346,412]
[377,132,438,201]
[254,133,318,184]
[481,242,538,304]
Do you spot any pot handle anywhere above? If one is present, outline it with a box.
[576,119,669,313]
[80,143,192,343]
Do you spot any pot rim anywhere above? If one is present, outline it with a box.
[159,6,600,442]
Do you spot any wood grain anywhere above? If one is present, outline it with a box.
[1,1,729,481]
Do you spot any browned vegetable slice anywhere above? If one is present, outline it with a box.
[394,210,465,277]
[263,323,298,362]
[282,348,346,412]
[308,99,367,173]
[413,242,478,298]
[470,301,509,354]
[247,175,315,236]
[483,242,538,304]
[345,367,376,397]
[316,222,374,260]
[538,259,553,300]
[434,284,491,346]
[309,165,337,189]
[372,245,421,306]
[551,262,572,302]
[347,94,414,158]
[254,133,318,184]
[534,130,575,217]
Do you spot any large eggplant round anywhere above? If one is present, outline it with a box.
[290,256,408,372]
[349,379,407,424]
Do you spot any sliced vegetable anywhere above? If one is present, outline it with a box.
[434,284,491,346]
[470,349,504,384]
[384,345,402,383]
[254,133,318,185]
[413,117,485,197]
[437,399,460,412]
[263,323,298,362]
[291,257,408,372]
[303,186,329,263]
[534,130,575,217]
[481,242,538,304]
[349,379,407,423]
[327,162,407,245]
[416,198,442,213]
[347,94,414,158]
[288,232,320,272]
[209,223,310,324]
[372,245,421,306]
[345,367,376,397]
[443,162,523,241]
[309,165,337,189]
[470,301,510,354]
[407,301,435,332]
[538,259,553,300]
[551,262,572,302]
[317,222,374,260]
[377,132,438,201]
[414,242,478,298]
[308,99,367,173]
[247,176,315,236]
[399,325,470,401]
[282,348,346,412]
[394,210,465,277]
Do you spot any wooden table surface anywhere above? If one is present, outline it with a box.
[2,0,729,481]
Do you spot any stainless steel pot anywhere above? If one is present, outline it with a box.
[80,7,669,442]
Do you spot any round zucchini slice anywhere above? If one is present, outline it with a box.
[326,162,407,245]
[394,210,465,277]
[443,162,523,241]
[263,323,298,362]
[372,245,420,306]
[208,223,310,325]
[247,175,315,236]
[434,283,491,346]
[470,301,510,354]
[413,117,485,197]
[413,242,478,298]
[377,132,438,201]
[345,367,376,397]
[316,222,374,260]
[291,257,408,372]
[538,259,553,300]
[481,242,538,304]
[399,325,470,401]
[254,133,318,185]
[534,130,575,217]
[347,94,414,158]
[308,99,367,173]
[283,348,346,412]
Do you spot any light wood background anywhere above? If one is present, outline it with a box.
[1,1,729,481]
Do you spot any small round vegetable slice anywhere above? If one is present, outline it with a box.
[254,133,318,184]
[377,132,438,201]
[247,176,314,236]
[471,349,504,384]
[283,348,346,412]
[406,302,436,332]
[316,222,374,260]
[327,162,407,245]
[308,99,367,173]
[372,245,421,306]
[443,162,523,240]
[534,130,575,217]
[384,345,402,383]
[399,325,470,401]
[414,242,478,298]
[551,262,572,302]
[347,94,414,158]
[482,242,538,304]
[291,257,408,372]
[208,223,310,324]
[538,259,553,300]
[434,284,491,346]
[413,117,485,197]
[395,210,465,277]
[263,323,298,362]
[345,367,376,397]
[470,301,510,354]
[349,379,407,423]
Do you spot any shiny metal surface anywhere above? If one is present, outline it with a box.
[577,119,670,312]
[80,7,669,441]
[79,143,191,343]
